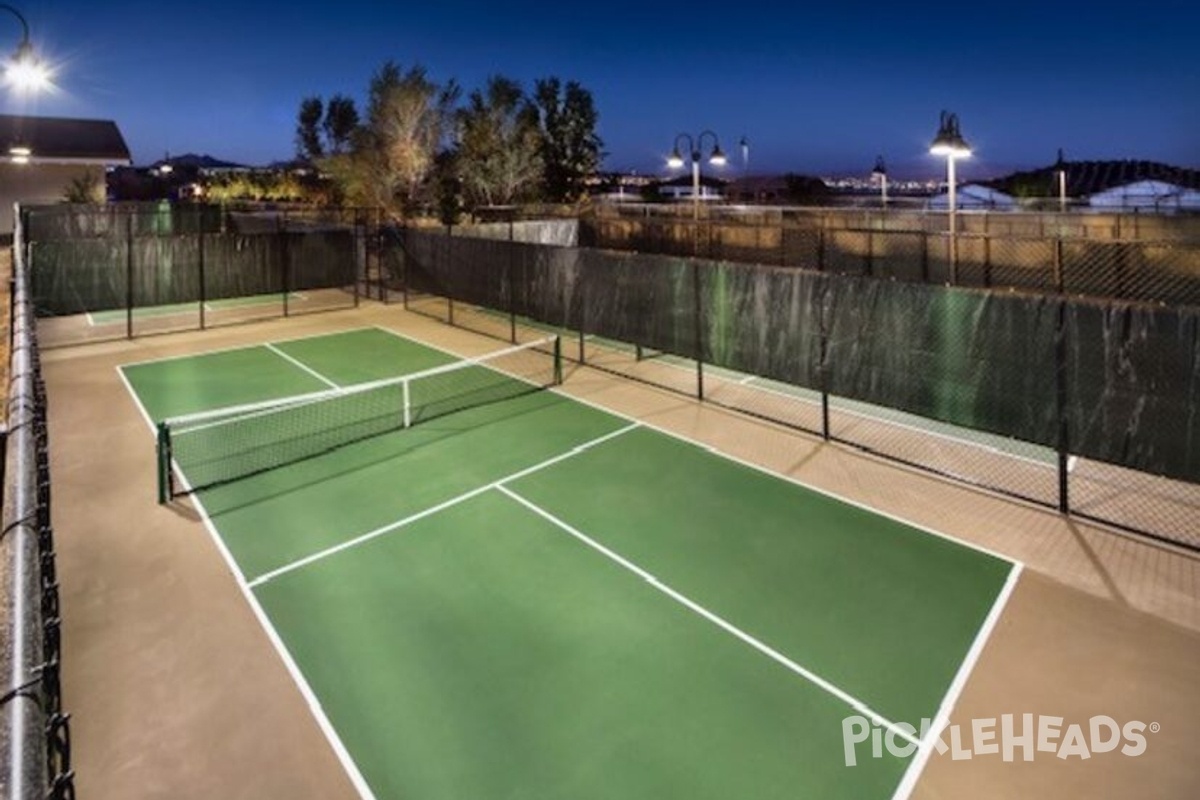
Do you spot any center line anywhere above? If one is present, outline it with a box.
[247,422,640,587]
[496,484,922,749]
[265,342,340,389]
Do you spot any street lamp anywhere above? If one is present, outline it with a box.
[668,130,725,218]
[930,110,971,282]
[1055,148,1068,213]
[872,155,888,208]
[1,4,48,91]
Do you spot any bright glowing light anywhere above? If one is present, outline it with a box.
[9,145,29,164]
[667,149,685,169]
[708,148,727,167]
[6,46,50,92]
[930,142,971,158]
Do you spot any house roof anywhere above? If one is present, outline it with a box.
[929,183,1016,209]
[985,159,1200,198]
[0,114,131,164]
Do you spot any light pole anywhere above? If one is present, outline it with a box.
[668,130,726,219]
[872,155,888,208]
[930,110,971,282]
[0,4,48,92]
[1055,148,1068,213]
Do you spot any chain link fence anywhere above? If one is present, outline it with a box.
[22,202,367,347]
[2,225,75,799]
[383,223,1199,552]
[583,205,1200,308]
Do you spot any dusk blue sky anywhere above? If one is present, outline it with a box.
[2,0,1196,180]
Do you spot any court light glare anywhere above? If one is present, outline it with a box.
[667,147,685,169]
[929,110,971,159]
[708,144,727,166]
[2,3,51,93]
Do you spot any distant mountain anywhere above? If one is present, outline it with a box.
[984,159,1200,198]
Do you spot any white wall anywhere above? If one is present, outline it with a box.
[0,163,107,235]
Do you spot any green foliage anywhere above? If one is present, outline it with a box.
[294,63,605,216]
[534,77,603,203]
[63,170,104,203]
[433,149,463,225]
[203,171,308,203]
[323,95,360,155]
[296,96,324,161]
[342,61,461,217]
[456,75,544,209]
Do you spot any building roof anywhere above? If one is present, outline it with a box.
[986,159,1200,198]
[0,114,131,164]
[929,183,1016,210]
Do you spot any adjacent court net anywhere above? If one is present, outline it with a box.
[156,336,562,501]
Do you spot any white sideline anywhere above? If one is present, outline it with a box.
[116,365,378,800]
[889,563,1024,800]
[496,484,922,748]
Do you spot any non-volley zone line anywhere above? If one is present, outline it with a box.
[245,422,642,588]
[244,414,922,753]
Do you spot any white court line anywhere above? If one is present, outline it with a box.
[116,365,378,800]
[496,484,922,748]
[117,326,378,369]
[265,342,340,389]
[374,324,1022,565]
[889,563,1023,800]
[246,422,640,588]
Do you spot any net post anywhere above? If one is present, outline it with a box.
[156,422,172,504]
[126,209,134,340]
[402,379,412,429]
[553,336,563,385]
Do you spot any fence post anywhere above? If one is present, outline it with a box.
[1055,298,1070,514]
[399,222,407,310]
[446,223,454,326]
[693,260,704,400]
[509,215,517,343]
[279,213,291,317]
[125,210,134,340]
[820,279,831,441]
[198,207,207,330]
[353,209,363,308]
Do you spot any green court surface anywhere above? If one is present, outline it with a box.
[120,325,1018,800]
[88,292,308,324]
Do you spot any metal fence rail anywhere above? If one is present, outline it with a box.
[1,217,74,799]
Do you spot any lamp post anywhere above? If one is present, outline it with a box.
[872,155,888,208]
[668,130,726,219]
[1055,148,1068,213]
[930,110,971,283]
[0,4,48,91]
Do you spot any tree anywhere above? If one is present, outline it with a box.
[296,96,324,161]
[782,173,831,205]
[456,75,543,208]
[534,77,603,203]
[350,61,460,215]
[323,94,359,155]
